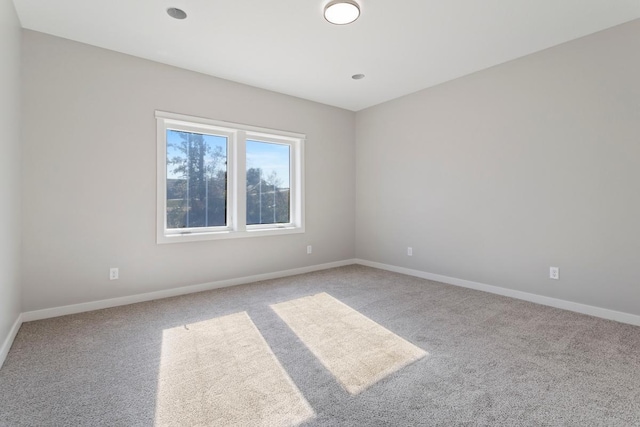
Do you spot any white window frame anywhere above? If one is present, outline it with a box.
[156,111,305,244]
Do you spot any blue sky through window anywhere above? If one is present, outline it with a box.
[166,130,227,179]
[246,140,290,188]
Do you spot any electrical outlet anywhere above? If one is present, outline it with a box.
[307,245,312,255]
[110,267,119,280]
[407,247,413,256]
[549,267,559,280]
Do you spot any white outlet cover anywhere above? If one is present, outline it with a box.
[550,267,559,279]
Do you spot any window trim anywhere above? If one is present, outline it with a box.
[156,111,305,244]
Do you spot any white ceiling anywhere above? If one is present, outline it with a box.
[12,0,640,111]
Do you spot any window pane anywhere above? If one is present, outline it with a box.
[166,130,227,229]
[246,140,290,225]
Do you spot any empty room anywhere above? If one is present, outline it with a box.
[1,0,640,425]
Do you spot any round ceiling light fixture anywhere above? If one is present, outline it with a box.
[167,7,187,20]
[352,74,365,80]
[324,0,360,25]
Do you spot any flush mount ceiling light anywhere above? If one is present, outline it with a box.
[167,7,187,20]
[324,0,360,25]
[352,74,365,80]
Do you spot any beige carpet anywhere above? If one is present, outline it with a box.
[2,265,640,426]
[271,292,427,395]
[155,311,314,426]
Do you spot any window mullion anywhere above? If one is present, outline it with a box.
[234,131,247,231]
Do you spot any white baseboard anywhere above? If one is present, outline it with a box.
[0,314,23,369]
[355,259,640,327]
[22,259,357,322]
[9,257,638,367]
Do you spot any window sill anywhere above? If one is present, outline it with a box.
[157,226,305,244]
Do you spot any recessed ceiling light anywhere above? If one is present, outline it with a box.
[167,7,187,20]
[324,1,360,25]
[352,74,365,80]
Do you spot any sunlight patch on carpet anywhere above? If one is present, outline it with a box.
[155,311,315,427]
[271,292,427,395]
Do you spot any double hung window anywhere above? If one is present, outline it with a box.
[156,111,304,243]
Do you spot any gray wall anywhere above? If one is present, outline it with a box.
[21,30,356,312]
[0,0,22,342]
[356,20,640,316]
[19,20,640,318]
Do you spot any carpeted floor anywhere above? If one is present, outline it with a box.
[1,265,639,426]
